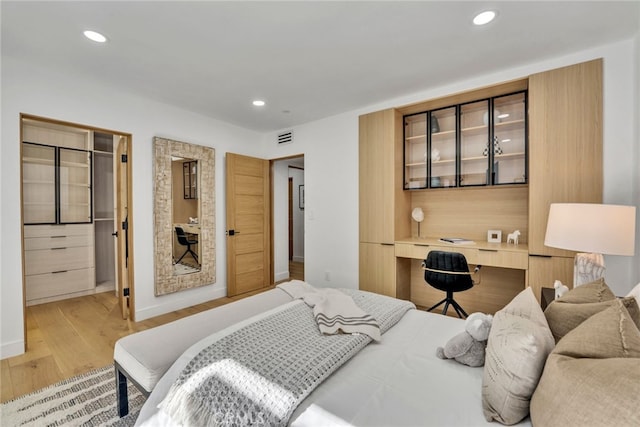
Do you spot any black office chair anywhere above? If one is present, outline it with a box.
[421,251,481,318]
[175,226,199,264]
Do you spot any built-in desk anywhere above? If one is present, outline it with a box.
[175,223,200,235]
[395,237,529,273]
[395,237,530,314]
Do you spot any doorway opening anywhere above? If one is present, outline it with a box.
[272,155,304,283]
[19,114,135,351]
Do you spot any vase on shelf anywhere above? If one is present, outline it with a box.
[483,136,503,157]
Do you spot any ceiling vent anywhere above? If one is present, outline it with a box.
[277,130,293,145]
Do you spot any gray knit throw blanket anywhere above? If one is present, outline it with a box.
[159,289,414,426]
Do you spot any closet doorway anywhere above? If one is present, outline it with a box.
[19,114,135,350]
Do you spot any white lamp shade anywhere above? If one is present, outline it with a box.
[544,203,636,256]
[412,207,424,222]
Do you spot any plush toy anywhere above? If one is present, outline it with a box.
[436,312,493,367]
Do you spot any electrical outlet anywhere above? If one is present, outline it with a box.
[325,271,331,281]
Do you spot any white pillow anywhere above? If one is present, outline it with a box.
[482,287,555,425]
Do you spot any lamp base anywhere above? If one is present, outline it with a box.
[573,252,605,287]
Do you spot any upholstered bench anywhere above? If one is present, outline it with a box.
[113,288,292,416]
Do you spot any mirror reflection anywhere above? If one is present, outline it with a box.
[171,157,201,275]
[153,137,215,295]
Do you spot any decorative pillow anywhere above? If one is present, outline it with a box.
[544,278,617,342]
[482,287,555,425]
[531,299,640,427]
[556,277,615,303]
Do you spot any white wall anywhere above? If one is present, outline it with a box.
[2,36,638,358]
[263,37,640,296]
[1,56,264,358]
[266,114,360,289]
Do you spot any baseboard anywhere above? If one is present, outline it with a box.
[1,339,26,360]
[275,271,290,282]
[292,256,304,263]
[134,286,227,321]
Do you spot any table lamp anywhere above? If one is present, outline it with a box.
[544,203,636,286]
[412,207,425,238]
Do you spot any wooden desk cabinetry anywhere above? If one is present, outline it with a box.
[358,59,603,309]
[395,239,528,271]
[395,238,529,314]
[527,59,602,293]
[358,109,410,298]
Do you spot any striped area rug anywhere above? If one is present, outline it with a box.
[1,365,145,426]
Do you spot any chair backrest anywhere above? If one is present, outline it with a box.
[175,226,190,245]
[423,251,474,292]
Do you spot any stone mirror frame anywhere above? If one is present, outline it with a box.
[153,137,215,295]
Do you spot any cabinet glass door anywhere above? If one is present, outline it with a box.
[183,160,198,199]
[59,148,92,223]
[460,100,490,186]
[22,143,56,224]
[404,113,427,189]
[493,92,527,184]
[430,107,456,188]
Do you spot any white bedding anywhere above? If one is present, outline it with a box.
[136,299,531,426]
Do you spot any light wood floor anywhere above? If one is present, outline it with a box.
[1,261,305,403]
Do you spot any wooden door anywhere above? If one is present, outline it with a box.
[226,153,271,296]
[528,59,603,256]
[115,136,131,319]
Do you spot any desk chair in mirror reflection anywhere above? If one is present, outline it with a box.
[422,251,482,318]
[175,226,199,266]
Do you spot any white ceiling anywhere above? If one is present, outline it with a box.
[2,1,639,133]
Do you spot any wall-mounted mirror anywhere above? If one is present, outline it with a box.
[153,137,215,295]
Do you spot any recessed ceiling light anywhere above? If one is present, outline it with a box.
[473,10,496,26]
[83,30,107,43]
[252,100,265,107]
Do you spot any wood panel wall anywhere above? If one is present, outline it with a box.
[410,186,528,243]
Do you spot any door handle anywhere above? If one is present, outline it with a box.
[227,230,240,236]
[112,231,118,237]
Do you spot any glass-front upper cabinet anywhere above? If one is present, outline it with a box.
[430,107,457,188]
[59,148,92,223]
[22,142,92,224]
[183,160,198,199]
[404,113,427,189]
[493,92,527,184]
[460,100,489,186]
[22,143,56,224]
[403,91,527,189]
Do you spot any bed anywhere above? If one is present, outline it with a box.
[129,279,640,427]
[134,282,528,426]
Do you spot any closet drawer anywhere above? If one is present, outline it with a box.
[24,246,94,276]
[25,268,95,301]
[24,223,93,238]
[24,233,93,250]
